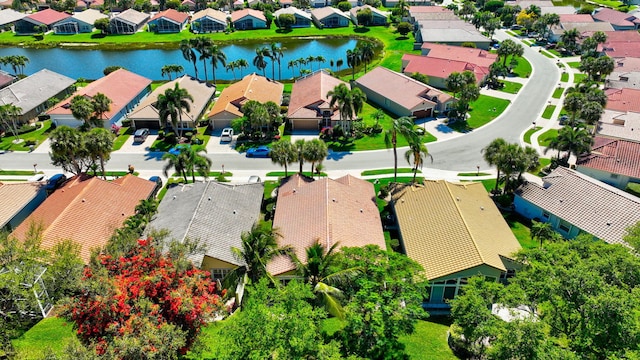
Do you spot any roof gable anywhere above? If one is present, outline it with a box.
[577,136,640,178]
[192,8,227,23]
[26,8,70,25]
[149,8,189,24]
[0,182,44,228]
[606,87,640,113]
[113,8,149,25]
[288,70,347,118]
[0,69,75,114]
[231,8,266,22]
[207,73,283,118]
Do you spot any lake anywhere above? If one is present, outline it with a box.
[0,38,359,80]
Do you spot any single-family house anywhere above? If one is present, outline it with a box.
[207,73,283,129]
[597,109,640,142]
[605,87,640,113]
[0,69,75,124]
[311,7,350,28]
[109,9,149,34]
[409,6,458,24]
[280,0,293,8]
[14,9,70,35]
[232,0,244,9]
[181,0,196,11]
[592,8,640,31]
[605,57,640,90]
[355,66,455,118]
[548,14,612,42]
[402,52,494,88]
[312,0,328,8]
[0,182,47,232]
[53,9,107,34]
[0,71,15,89]
[74,0,105,11]
[414,19,491,49]
[514,167,640,246]
[48,69,152,128]
[390,180,522,313]
[231,9,267,30]
[269,174,386,278]
[350,5,387,26]
[191,8,228,33]
[273,7,312,28]
[11,174,157,264]
[128,75,215,130]
[576,137,640,189]
[287,70,348,131]
[599,30,640,58]
[147,181,264,280]
[0,9,26,30]
[147,8,189,33]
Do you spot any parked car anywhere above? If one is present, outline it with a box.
[559,115,568,125]
[246,145,271,158]
[45,173,67,191]
[27,173,47,182]
[248,175,262,183]
[168,144,190,155]
[220,128,234,142]
[133,128,150,143]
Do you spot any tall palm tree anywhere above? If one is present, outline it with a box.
[269,42,284,80]
[0,104,22,142]
[346,48,361,80]
[156,83,193,138]
[270,139,298,177]
[85,127,115,179]
[335,58,343,73]
[384,116,419,181]
[183,144,213,182]
[357,42,374,73]
[236,59,248,78]
[302,138,328,175]
[315,55,326,70]
[180,39,198,80]
[162,150,188,182]
[482,138,508,193]
[70,95,95,128]
[545,124,593,163]
[226,61,237,80]
[253,46,269,77]
[287,59,296,79]
[405,137,433,183]
[295,139,306,173]
[209,44,227,85]
[91,92,112,124]
[327,84,367,132]
[306,55,315,71]
[192,37,212,82]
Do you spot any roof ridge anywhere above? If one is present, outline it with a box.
[444,181,486,265]
[324,178,331,249]
[183,182,208,243]
[45,176,97,239]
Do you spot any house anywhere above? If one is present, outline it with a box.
[605,87,640,113]
[514,167,640,246]
[280,0,293,8]
[11,174,157,264]
[181,0,196,11]
[0,9,26,29]
[311,7,350,28]
[350,5,387,26]
[355,66,455,118]
[74,0,105,10]
[576,137,640,189]
[0,69,75,124]
[599,31,640,58]
[128,75,215,130]
[147,181,264,280]
[191,8,228,33]
[548,14,616,42]
[592,8,640,31]
[14,9,70,35]
[605,57,640,90]
[287,70,348,131]
[268,174,386,277]
[390,180,521,312]
[231,9,267,30]
[53,9,107,34]
[0,182,47,232]
[414,20,491,49]
[597,110,640,142]
[0,71,15,89]
[109,9,149,34]
[207,73,283,129]
[273,7,312,28]
[409,6,458,24]
[48,69,152,128]
[402,54,492,88]
[147,8,189,33]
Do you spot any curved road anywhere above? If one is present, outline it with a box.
[0,31,559,173]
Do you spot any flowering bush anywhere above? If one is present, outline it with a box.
[63,238,223,357]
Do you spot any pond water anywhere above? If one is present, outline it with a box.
[0,38,359,80]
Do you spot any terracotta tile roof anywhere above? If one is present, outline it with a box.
[599,31,640,57]
[391,181,521,281]
[560,14,594,23]
[597,110,640,142]
[48,69,151,120]
[605,87,640,113]
[207,73,283,118]
[149,8,189,24]
[420,42,497,68]
[231,8,266,22]
[577,137,640,179]
[402,54,489,84]
[409,5,453,14]
[515,167,640,246]
[26,8,70,25]
[355,66,452,110]
[592,8,640,27]
[612,57,640,73]
[0,71,14,88]
[287,70,347,119]
[192,8,228,23]
[11,174,156,264]
[269,174,386,276]
[311,7,350,21]
[0,182,44,228]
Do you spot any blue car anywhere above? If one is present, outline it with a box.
[246,145,271,158]
[168,144,190,155]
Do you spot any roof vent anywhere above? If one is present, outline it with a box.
[233,210,237,214]
[480,206,484,210]
[332,198,336,202]
[360,209,363,213]
[122,213,125,216]
[173,195,177,199]
[208,197,211,201]
[82,198,86,202]
[456,197,460,201]
[293,189,296,193]
[607,222,612,226]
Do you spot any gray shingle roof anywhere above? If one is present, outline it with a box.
[148,181,264,267]
[0,69,75,115]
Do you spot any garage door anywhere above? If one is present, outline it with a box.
[293,119,319,131]
[212,118,232,130]
[412,109,432,119]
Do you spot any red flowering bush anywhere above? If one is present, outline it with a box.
[63,238,222,358]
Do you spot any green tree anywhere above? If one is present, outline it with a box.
[385,116,419,181]
[497,39,524,68]
[270,139,298,177]
[253,46,269,77]
[135,198,158,224]
[396,21,412,36]
[405,136,433,183]
[302,138,328,175]
[356,7,373,27]
[94,18,110,34]
[327,83,367,132]
[545,124,592,163]
[182,144,212,182]
[295,138,306,173]
[346,47,361,80]
[102,65,123,76]
[180,39,198,80]
[531,220,562,247]
[209,44,227,85]
[580,55,615,82]
[49,126,90,175]
[192,36,212,83]
[0,104,23,142]
[85,127,115,179]
[70,95,96,128]
[156,83,193,138]
[236,58,249,78]
[482,138,508,193]
[161,64,184,80]
[277,13,296,29]
[162,150,188,183]
[90,92,112,125]
[357,41,375,73]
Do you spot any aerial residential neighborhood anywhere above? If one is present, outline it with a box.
[1,0,640,357]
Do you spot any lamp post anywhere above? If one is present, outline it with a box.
[476,165,480,176]
[33,164,37,174]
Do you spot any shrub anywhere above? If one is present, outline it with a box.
[165,132,178,145]
[121,119,132,127]
[184,131,193,138]
[24,138,37,146]
[157,130,165,139]
[17,124,38,135]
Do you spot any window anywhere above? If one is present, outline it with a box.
[610,173,619,179]
[558,219,571,233]
[443,286,456,301]
[542,211,550,219]
[210,268,230,280]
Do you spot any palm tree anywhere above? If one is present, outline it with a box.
[223,222,292,296]
[346,48,361,80]
[405,137,433,183]
[85,127,115,179]
[193,37,212,82]
[226,61,237,80]
[327,84,367,132]
[161,64,176,80]
[545,124,593,163]
[335,58,343,73]
[91,92,112,124]
[253,46,269,77]
[270,139,298,177]
[135,198,158,224]
[180,39,198,79]
[236,59,248,78]
[156,83,193,138]
[315,55,326,70]
[531,220,561,248]
[385,116,419,181]
[269,42,284,80]
[295,139,306,173]
[162,150,188,182]
[296,57,307,76]
[183,145,213,182]
[482,138,508,193]
[287,60,296,78]
[209,44,227,85]
[357,42,374,73]
[306,55,315,71]
[302,139,328,175]
[70,95,95,128]
[0,104,22,142]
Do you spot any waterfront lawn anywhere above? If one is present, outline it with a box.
[449,95,510,132]
[0,120,52,152]
[499,80,522,94]
[512,56,532,78]
[538,129,558,146]
[542,105,556,119]
[12,317,77,360]
[523,126,542,144]
[551,87,564,99]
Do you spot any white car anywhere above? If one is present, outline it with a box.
[28,173,47,182]
[220,128,234,142]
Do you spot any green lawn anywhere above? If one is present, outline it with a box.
[361,168,415,176]
[0,170,39,175]
[540,50,555,59]
[573,73,587,84]
[504,213,537,249]
[0,120,52,152]
[265,171,326,177]
[538,129,558,146]
[512,56,532,78]
[626,182,640,197]
[399,318,458,360]
[12,317,77,360]
[523,126,542,144]
[449,95,510,132]
[567,61,581,69]
[551,87,564,99]
[457,172,490,176]
[499,80,522,94]
[529,157,551,177]
[560,72,569,82]
[541,105,556,119]
[112,127,132,151]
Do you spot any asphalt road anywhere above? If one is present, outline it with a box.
[0,31,559,174]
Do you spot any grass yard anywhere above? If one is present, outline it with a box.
[540,50,555,59]
[523,126,541,144]
[560,72,569,82]
[529,157,551,177]
[567,61,581,68]
[449,95,510,132]
[551,87,564,99]
[512,56,532,78]
[538,129,558,146]
[0,120,52,152]
[12,317,77,360]
[573,73,587,84]
[504,213,537,249]
[361,168,415,176]
[541,105,556,119]
[112,127,132,151]
[0,170,39,175]
[626,182,640,197]
[499,80,522,94]
[457,172,490,176]
[400,318,458,360]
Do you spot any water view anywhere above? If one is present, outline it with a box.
[0,38,359,80]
